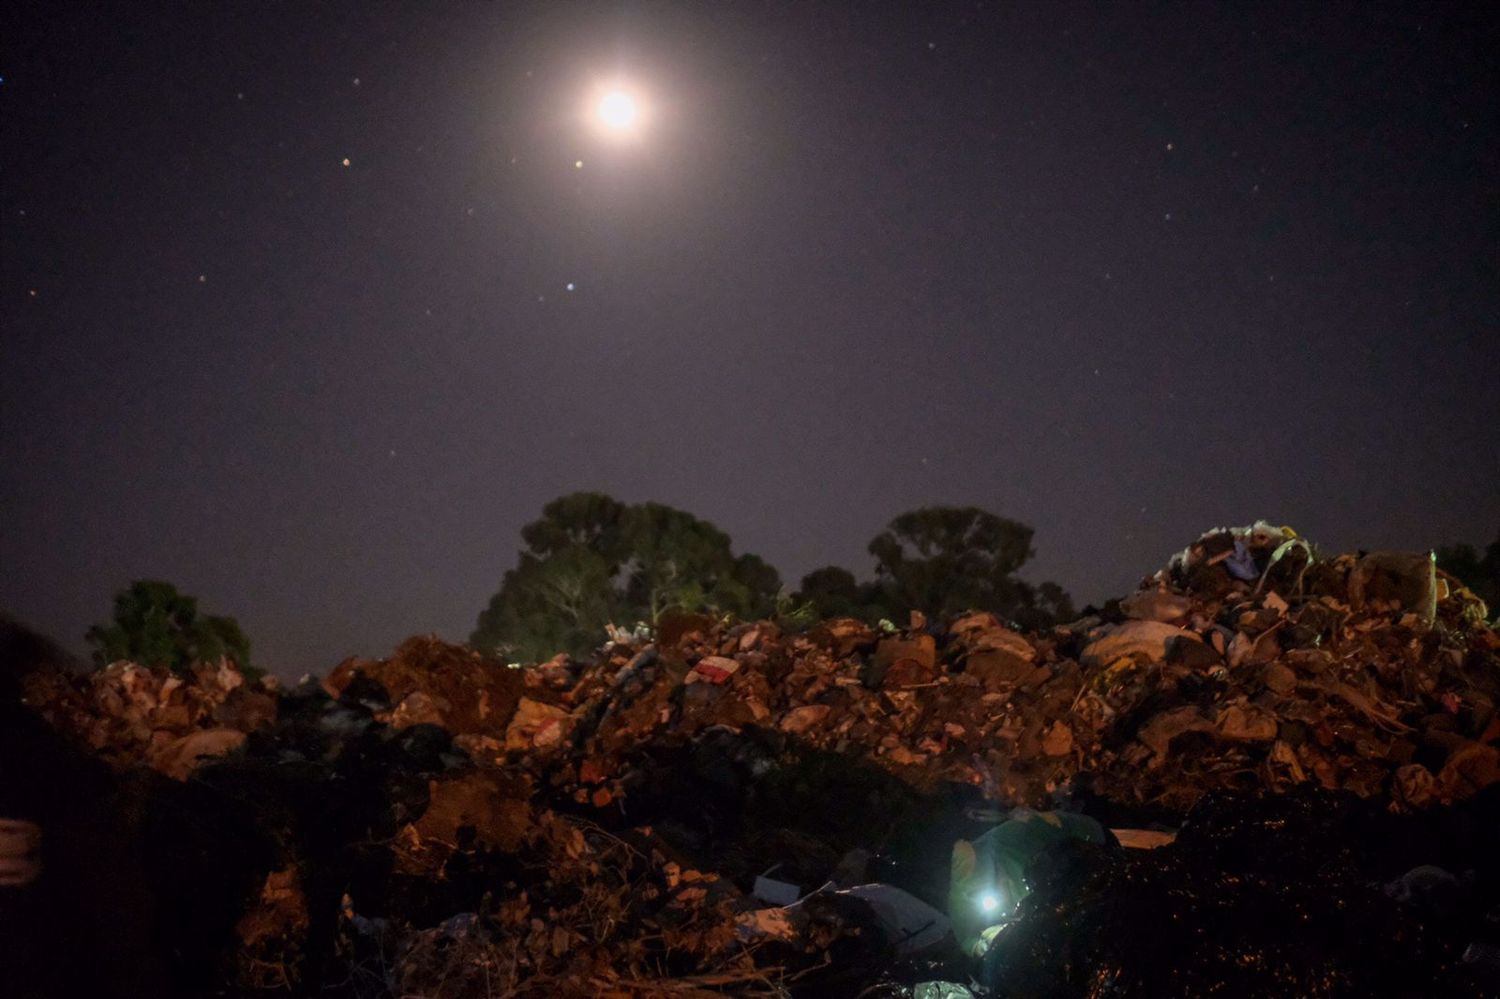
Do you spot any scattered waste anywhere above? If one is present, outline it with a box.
[12,525,1499,995]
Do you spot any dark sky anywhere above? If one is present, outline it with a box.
[3,1,1497,677]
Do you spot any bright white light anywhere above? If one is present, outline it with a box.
[597,90,640,132]
[979,892,1000,914]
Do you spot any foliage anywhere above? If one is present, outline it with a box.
[868,506,1036,618]
[768,591,819,630]
[795,566,889,622]
[1436,532,1500,615]
[86,579,252,673]
[1008,579,1078,631]
[797,506,1075,628]
[472,493,782,661]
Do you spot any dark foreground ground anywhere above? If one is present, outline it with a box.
[5,526,1500,996]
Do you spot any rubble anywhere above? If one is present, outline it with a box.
[22,659,276,778]
[14,527,1500,995]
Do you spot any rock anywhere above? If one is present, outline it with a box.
[882,656,936,687]
[965,648,1037,688]
[151,727,247,780]
[1120,590,1195,622]
[779,704,831,735]
[809,617,876,656]
[1042,720,1073,756]
[1393,763,1439,809]
[214,687,278,731]
[886,745,927,765]
[322,636,524,738]
[386,690,450,729]
[1261,662,1298,696]
[1082,620,1201,666]
[1228,628,1281,668]
[1137,706,1215,758]
[1166,634,1221,669]
[398,770,531,873]
[1216,703,1278,742]
[875,635,936,673]
[504,697,571,751]
[1436,741,1500,800]
[949,613,1035,661]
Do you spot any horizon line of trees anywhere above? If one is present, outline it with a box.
[469,491,1075,661]
[73,501,1499,671]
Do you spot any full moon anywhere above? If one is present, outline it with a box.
[596,90,641,133]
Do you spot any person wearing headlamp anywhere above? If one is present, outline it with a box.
[948,807,1111,956]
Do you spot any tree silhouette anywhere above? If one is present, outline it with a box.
[86,580,251,673]
[797,506,1073,628]
[472,492,781,661]
[1436,531,1500,614]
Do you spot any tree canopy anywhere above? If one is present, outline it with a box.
[475,496,1073,662]
[86,579,252,673]
[1437,532,1500,614]
[471,493,782,661]
[797,505,1074,628]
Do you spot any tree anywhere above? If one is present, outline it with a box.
[471,492,782,661]
[1436,532,1500,613]
[796,566,889,621]
[472,547,620,664]
[868,506,1038,620]
[86,580,251,673]
[521,492,628,560]
[1008,579,1078,631]
[617,503,782,623]
[796,506,1075,628]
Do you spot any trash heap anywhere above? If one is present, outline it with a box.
[17,526,1500,996]
[23,658,279,779]
[503,523,1499,818]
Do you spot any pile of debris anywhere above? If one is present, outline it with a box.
[487,523,1500,819]
[23,658,278,779]
[15,526,1500,996]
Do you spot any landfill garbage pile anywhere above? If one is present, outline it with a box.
[23,659,279,779]
[521,523,1499,820]
[14,525,1500,997]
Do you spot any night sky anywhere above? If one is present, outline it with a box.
[3,2,1496,677]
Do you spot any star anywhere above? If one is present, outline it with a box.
[341,157,351,167]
